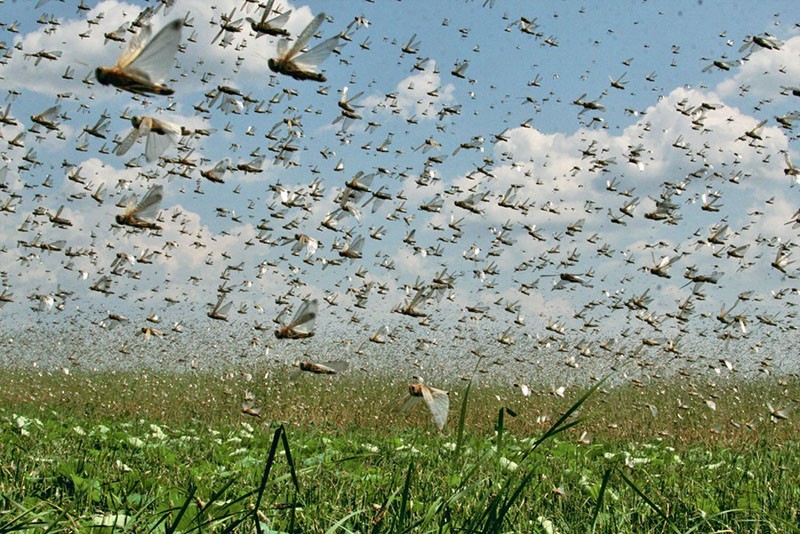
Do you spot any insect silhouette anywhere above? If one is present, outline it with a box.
[395,377,450,431]
[95,19,182,95]
[268,13,339,82]
[275,298,318,339]
[115,116,183,162]
[116,184,164,231]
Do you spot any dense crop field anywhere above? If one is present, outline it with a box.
[1,369,798,532]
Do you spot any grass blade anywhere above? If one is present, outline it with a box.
[591,467,613,532]
[615,467,681,534]
[455,356,483,461]
[396,462,414,532]
[479,377,608,529]
[538,377,606,445]
[279,424,300,493]
[254,425,286,534]
[164,482,196,534]
[325,508,365,533]
[454,378,472,460]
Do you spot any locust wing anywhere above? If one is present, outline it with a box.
[421,385,449,431]
[292,35,339,72]
[116,19,182,84]
[265,9,291,28]
[144,119,182,162]
[132,184,164,221]
[115,120,146,157]
[287,298,318,335]
[286,12,326,58]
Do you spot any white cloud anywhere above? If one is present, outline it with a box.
[1,2,799,376]
[716,35,800,100]
[0,0,323,100]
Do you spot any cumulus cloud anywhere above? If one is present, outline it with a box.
[716,35,800,101]
[1,2,799,376]
[0,0,324,100]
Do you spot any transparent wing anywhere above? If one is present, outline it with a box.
[348,206,362,222]
[353,172,373,189]
[276,37,290,57]
[287,12,326,57]
[135,116,153,139]
[421,385,449,431]
[248,155,266,169]
[267,9,292,28]
[123,19,182,83]
[349,236,364,254]
[290,239,305,255]
[288,366,303,381]
[320,360,349,373]
[213,158,230,174]
[216,301,233,317]
[275,307,292,327]
[116,22,153,68]
[396,394,422,414]
[37,105,61,121]
[372,325,390,341]
[341,86,364,107]
[347,91,364,107]
[115,126,143,157]
[293,35,339,71]
[133,184,164,220]
[211,294,227,313]
[120,193,138,212]
[305,237,318,256]
[259,0,276,21]
[288,298,318,333]
[144,119,181,162]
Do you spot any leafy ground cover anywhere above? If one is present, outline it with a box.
[1,368,797,532]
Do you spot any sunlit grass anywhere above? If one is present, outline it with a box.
[1,368,798,531]
[2,367,796,446]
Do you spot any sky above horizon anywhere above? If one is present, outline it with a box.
[0,0,798,378]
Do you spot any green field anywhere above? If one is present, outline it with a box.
[1,368,798,532]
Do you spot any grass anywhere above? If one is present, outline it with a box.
[1,367,798,532]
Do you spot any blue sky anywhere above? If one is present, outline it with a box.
[0,0,798,379]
